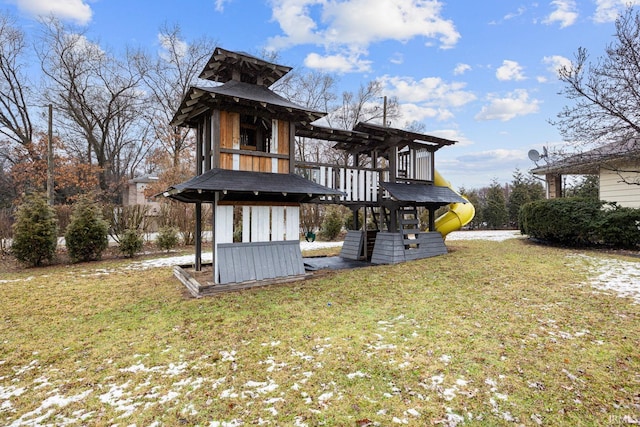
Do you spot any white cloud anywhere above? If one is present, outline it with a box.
[382,75,476,107]
[475,89,541,121]
[158,33,188,60]
[542,55,572,77]
[303,52,372,73]
[453,63,471,75]
[390,52,404,65]
[543,0,578,28]
[457,148,526,165]
[214,0,232,12]
[399,102,454,123]
[593,0,640,23]
[13,0,92,25]
[437,147,530,188]
[380,75,476,124]
[504,6,526,21]
[268,0,461,57]
[429,128,471,146]
[496,60,526,81]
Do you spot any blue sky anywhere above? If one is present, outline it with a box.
[5,0,637,190]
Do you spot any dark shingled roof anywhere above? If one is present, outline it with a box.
[296,122,456,156]
[531,138,640,175]
[165,168,344,203]
[380,182,468,205]
[199,47,292,86]
[171,80,326,127]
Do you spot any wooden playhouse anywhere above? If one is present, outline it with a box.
[164,47,474,295]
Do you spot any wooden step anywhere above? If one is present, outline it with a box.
[402,228,421,235]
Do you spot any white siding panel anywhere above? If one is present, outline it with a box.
[242,206,251,242]
[271,119,278,153]
[600,166,640,208]
[215,205,234,244]
[272,206,285,241]
[252,206,271,242]
[285,206,300,241]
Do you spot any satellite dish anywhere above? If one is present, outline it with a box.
[528,149,541,162]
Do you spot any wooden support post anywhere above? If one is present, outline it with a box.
[389,147,397,183]
[428,207,436,232]
[353,207,359,230]
[195,203,202,271]
[289,123,296,173]
[204,114,212,171]
[362,206,368,260]
[196,122,203,175]
[212,194,218,284]
[212,110,221,168]
[389,206,398,233]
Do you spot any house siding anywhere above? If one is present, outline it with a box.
[600,164,640,208]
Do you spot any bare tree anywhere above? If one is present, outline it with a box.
[0,11,34,157]
[134,23,215,169]
[273,69,337,163]
[327,80,399,131]
[38,19,148,200]
[553,7,640,181]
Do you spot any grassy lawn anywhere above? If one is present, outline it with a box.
[0,238,639,426]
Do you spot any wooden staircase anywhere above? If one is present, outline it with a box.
[399,206,420,249]
[369,206,390,231]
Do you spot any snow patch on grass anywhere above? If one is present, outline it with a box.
[569,254,640,303]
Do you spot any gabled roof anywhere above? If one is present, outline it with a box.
[164,168,343,203]
[171,80,326,127]
[531,138,640,175]
[296,122,456,155]
[199,47,292,86]
[381,182,468,206]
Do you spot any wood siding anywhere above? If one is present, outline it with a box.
[217,241,305,284]
[216,114,289,173]
[277,119,289,155]
[370,231,447,264]
[600,165,640,208]
[220,111,239,149]
[340,230,364,260]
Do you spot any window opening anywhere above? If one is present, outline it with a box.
[240,114,272,152]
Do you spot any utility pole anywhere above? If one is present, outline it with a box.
[46,104,54,206]
[383,95,387,128]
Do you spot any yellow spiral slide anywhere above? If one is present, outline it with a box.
[433,170,476,238]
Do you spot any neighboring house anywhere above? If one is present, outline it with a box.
[123,176,161,215]
[531,139,640,208]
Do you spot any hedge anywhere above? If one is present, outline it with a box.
[519,197,640,249]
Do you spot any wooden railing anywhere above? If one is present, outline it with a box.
[296,162,389,203]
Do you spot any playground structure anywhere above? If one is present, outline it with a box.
[164,48,474,294]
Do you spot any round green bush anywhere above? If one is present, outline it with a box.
[11,193,58,266]
[65,197,109,263]
[119,228,144,258]
[320,206,344,240]
[156,226,179,252]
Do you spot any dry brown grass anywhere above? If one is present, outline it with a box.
[0,238,638,426]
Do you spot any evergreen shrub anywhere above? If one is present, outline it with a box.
[520,198,640,249]
[11,194,58,266]
[597,206,640,249]
[65,196,109,262]
[156,226,179,252]
[320,206,344,241]
[119,228,144,258]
